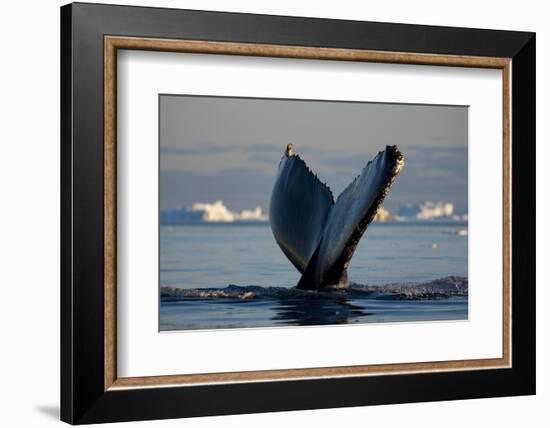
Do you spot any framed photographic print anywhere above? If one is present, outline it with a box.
[60,2,535,424]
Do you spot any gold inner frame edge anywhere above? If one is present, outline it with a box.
[104,36,512,391]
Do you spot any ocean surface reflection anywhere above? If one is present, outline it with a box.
[271,297,371,325]
[160,295,467,331]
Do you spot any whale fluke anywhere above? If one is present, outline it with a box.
[269,145,404,290]
[269,146,334,273]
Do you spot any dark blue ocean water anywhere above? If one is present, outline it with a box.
[159,223,468,330]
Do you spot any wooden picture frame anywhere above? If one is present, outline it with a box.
[61,2,535,424]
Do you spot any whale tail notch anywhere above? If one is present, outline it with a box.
[269,145,405,290]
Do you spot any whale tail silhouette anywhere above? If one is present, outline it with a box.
[269,145,405,290]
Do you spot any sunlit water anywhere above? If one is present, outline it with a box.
[160,223,468,330]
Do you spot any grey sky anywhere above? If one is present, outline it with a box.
[160,95,468,212]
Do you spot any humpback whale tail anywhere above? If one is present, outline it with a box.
[269,144,404,290]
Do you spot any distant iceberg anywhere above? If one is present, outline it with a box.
[397,201,467,221]
[161,200,268,224]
